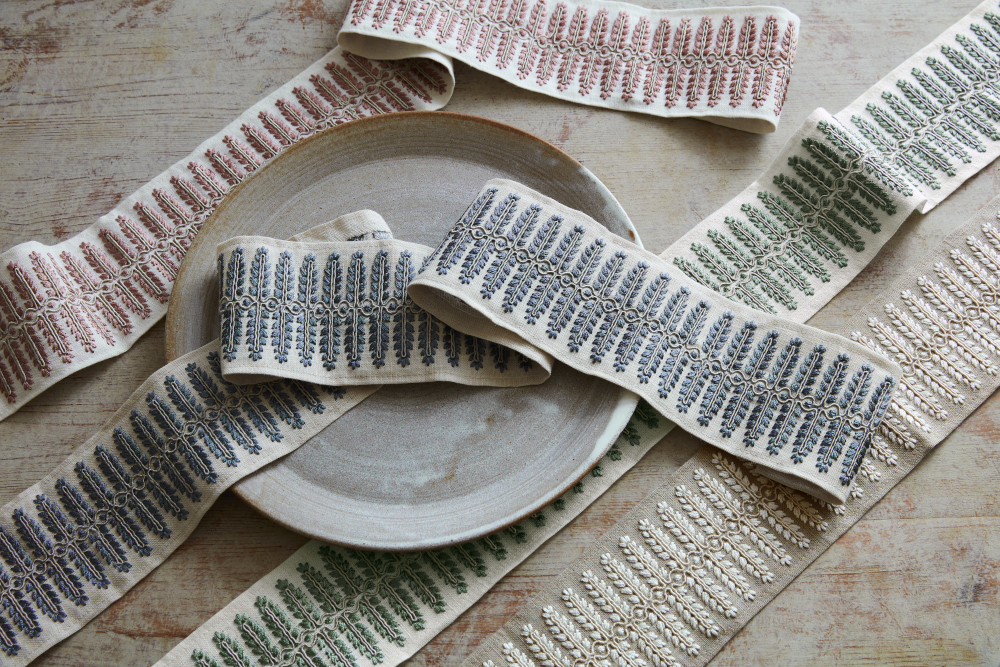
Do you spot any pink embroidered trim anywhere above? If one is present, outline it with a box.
[0,52,448,407]
[349,0,796,113]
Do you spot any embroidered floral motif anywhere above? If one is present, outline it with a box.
[219,244,531,374]
[347,0,796,115]
[673,117,914,314]
[851,12,1000,190]
[424,187,896,489]
[0,353,336,656]
[854,220,1000,440]
[0,52,448,410]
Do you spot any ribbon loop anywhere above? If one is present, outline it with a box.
[409,179,901,504]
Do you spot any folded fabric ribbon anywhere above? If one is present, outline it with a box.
[337,0,799,133]
[216,211,552,387]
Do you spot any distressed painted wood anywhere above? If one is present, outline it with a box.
[0,0,997,665]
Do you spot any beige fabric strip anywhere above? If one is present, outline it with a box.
[409,179,900,505]
[337,0,799,133]
[215,222,553,388]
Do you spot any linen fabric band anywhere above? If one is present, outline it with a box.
[408,179,898,504]
[337,0,799,133]
[215,218,553,388]
[214,183,899,505]
[2,0,1000,665]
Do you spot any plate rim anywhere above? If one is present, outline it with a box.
[165,110,641,551]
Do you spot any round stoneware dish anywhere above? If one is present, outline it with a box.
[166,111,641,550]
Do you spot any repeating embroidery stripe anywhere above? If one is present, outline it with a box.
[338,0,798,133]
[0,48,451,423]
[0,342,375,663]
[216,236,550,387]
[409,180,900,504]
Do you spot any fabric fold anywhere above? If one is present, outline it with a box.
[337,0,800,133]
[215,217,553,387]
[407,179,900,504]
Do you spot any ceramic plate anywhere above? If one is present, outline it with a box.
[165,112,640,550]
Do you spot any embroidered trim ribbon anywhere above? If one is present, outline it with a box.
[0,1,802,425]
[215,213,553,388]
[213,181,899,505]
[337,0,799,133]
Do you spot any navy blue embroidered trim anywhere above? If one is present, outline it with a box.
[219,245,534,374]
[421,187,897,490]
[0,352,340,656]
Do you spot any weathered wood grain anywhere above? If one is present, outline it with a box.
[0,0,997,665]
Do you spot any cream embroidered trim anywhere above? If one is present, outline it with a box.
[0,49,452,423]
[337,0,798,133]
[214,181,901,505]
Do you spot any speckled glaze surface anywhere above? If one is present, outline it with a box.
[165,112,639,550]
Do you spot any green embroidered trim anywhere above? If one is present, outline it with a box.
[674,119,912,314]
[852,12,1000,189]
[188,407,657,667]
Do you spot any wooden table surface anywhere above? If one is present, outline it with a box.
[1,0,998,665]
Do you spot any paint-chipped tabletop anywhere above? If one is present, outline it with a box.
[0,0,997,665]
